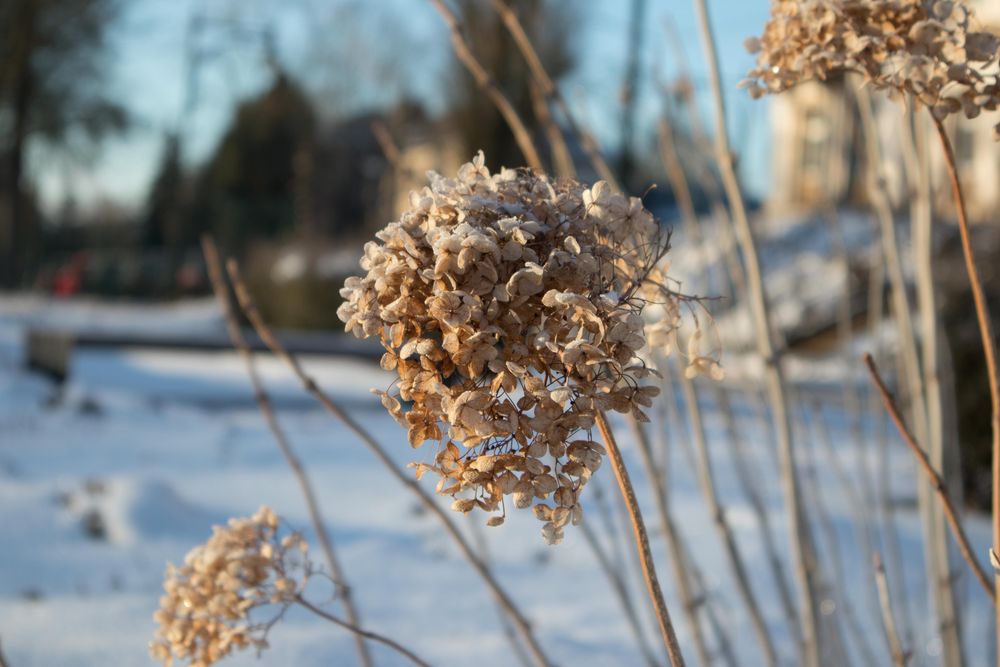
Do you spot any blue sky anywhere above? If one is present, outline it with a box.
[34,0,773,214]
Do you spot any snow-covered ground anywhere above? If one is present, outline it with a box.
[0,296,994,666]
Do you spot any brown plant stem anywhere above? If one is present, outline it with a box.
[629,404,714,667]
[678,374,777,666]
[490,0,618,187]
[692,1,820,663]
[428,0,542,171]
[225,260,554,667]
[594,410,686,667]
[528,81,575,179]
[863,353,996,601]
[295,595,433,667]
[201,237,374,667]
[853,84,958,661]
[873,553,908,667]
[579,519,661,667]
[931,117,1000,637]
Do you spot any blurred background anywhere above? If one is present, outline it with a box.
[2,1,1000,665]
[0,0,774,314]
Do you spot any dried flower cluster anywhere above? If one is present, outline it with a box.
[151,507,308,667]
[338,152,713,543]
[742,0,1000,138]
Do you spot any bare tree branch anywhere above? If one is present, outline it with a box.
[863,353,995,601]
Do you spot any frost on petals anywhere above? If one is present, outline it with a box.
[338,152,698,542]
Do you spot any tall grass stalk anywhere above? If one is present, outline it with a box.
[930,116,1000,651]
[490,0,617,187]
[202,238,374,667]
[678,371,777,665]
[855,81,967,662]
[630,395,715,667]
[579,519,661,667]
[692,2,820,663]
[864,354,996,600]
[595,411,687,667]
[873,553,908,667]
[427,0,541,170]
[900,106,965,666]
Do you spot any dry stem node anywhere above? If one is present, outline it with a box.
[338,152,715,543]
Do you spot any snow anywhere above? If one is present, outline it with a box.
[0,296,995,666]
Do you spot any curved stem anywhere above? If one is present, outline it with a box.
[491,0,618,187]
[202,237,374,667]
[225,260,554,667]
[630,406,715,667]
[864,353,996,600]
[691,1,820,663]
[295,595,433,667]
[595,411,686,667]
[679,374,777,665]
[931,118,1000,639]
[428,0,542,170]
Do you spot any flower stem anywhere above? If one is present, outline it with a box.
[931,118,1000,638]
[595,410,686,667]
[295,595,433,667]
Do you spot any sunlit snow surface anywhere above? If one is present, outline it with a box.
[0,296,994,666]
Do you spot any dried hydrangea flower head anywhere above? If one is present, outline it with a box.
[150,507,308,667]
[742,0,1000,138]
[339,152,711,544]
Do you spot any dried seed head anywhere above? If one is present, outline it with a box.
[743,0,1000,139]
[150,507,309,666]
[339,152,709,540]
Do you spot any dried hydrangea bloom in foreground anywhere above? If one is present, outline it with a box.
[150,507,308,666]
[742,0,1000,138]
[339,152,710,544]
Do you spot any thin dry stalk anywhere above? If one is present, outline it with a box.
[467,521,534,667]
[427,0,542,170]
[656,117,697,239]
[489,0,617,187]
[810,401,882,623]
[898,107,965,666]
[225,260,554,667]
[866,229,916,646]
[692,2,820,663]
[873,553,908,667]
[579,519,661,667]
[630,400,714,667]
[594,410,687,667]
[713,384,800,638]
[371,120,402,166]
[658,103,798,641]
[0,639,8,667]
[858,91,956,659]
[295,595,432,667]
[864,353,996,601]
[527,81,575,179]
[678,373,777,666]
[684,549,738,667]
[201,238,373,667]
[931,117,1000,636]
[804,406,882,667]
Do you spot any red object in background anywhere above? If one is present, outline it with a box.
[51,253,86,297]
[175,261,202,292]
